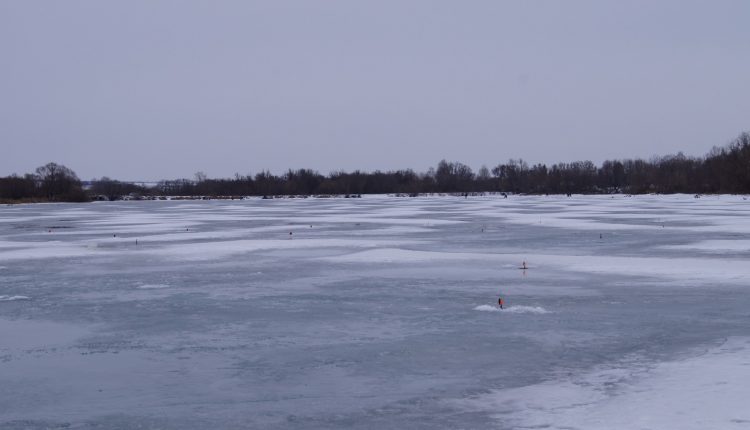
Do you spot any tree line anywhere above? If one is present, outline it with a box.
[2,132,749,202]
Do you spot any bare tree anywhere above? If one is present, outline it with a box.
[194,171,208,183]
[35,162,86,201]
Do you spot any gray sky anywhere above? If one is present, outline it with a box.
[2,1,749,181]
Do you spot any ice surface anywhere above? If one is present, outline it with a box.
[2,195,750,429]
[456,337,750,430]
[0,318,89,350]
[660,239,750,253]
[135,283,171,289]
[325,247,482,263]
[327,247,750,285]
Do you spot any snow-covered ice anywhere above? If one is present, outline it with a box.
[0,295,30,301]
[455,337,750,430]
[1,194,750,429]
[474,304,549,314]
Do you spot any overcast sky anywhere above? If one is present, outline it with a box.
[2,1,749,181]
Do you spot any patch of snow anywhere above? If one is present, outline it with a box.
[455,337,750,430]
[0,295,30,301]
[136,284,170,290]
[474,304,548,314]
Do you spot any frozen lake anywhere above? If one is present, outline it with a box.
[2,194,750,429]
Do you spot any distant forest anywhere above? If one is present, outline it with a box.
[2,132,750,203]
